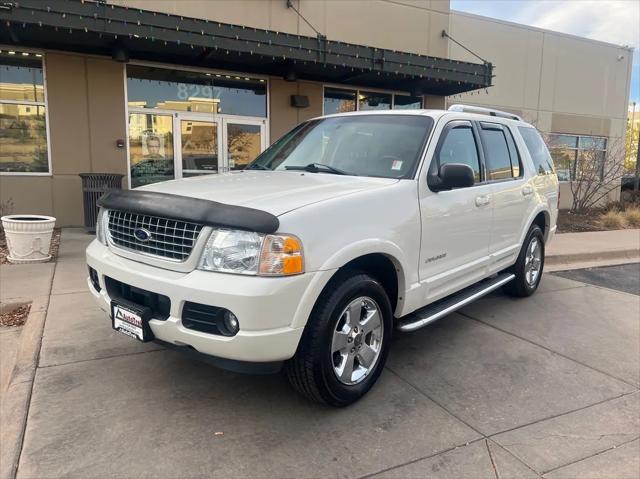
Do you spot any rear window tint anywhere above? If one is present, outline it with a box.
[518,127,555,175]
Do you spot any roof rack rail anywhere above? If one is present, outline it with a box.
[448,104,523,121]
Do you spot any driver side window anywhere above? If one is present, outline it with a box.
[436,125,481,181]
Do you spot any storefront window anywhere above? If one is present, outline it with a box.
[358,91,392,111]
[0,51,49,173]
[127,66,267,117]
[394,95,422,109]
[227,123,262,170]
[128,113,174,188]
[323,88,357,115]
[547,133,607,181]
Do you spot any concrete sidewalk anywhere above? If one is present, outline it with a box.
[546,229,640,271]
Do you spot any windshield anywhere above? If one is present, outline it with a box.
[247,115,433,179]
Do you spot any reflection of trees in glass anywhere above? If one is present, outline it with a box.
[0,105,48,172]
[228,125,260,170]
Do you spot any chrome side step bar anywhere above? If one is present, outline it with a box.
[397,273,515,332]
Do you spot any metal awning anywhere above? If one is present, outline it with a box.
[0,0,492,95]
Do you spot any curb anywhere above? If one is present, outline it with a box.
[0,295,49,479]
[545,249,640,273]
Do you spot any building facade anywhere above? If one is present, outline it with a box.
[0,0,633,225]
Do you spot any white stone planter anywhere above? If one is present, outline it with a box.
[1,215,56,264]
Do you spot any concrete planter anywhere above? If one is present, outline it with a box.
[1,215,56,263]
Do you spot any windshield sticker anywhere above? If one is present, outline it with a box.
[391,160,403,171]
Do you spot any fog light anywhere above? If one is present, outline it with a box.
[220,310,239,336]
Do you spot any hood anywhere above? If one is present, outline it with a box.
[139,171,398,216]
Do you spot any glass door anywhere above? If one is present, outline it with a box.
[222,118,267,171]
[176,116,221,177]
[128,112,175,188]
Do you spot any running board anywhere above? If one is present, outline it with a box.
[397,273,515,332]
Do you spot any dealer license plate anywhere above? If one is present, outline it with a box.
[111,301,152,342]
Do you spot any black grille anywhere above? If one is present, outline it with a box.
[88,266,101,292]
[105,277,170,320]
[182,302,237,336]
[107,210,203,261]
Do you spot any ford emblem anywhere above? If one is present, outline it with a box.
[133,228,152,243]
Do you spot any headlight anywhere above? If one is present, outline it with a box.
[96,208,109,245]
[198,229,304,276]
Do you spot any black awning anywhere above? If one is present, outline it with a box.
[0,0,492,95]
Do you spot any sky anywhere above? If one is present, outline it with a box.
[451,0,640,106]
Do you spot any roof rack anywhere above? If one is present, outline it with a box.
[448,104,523,121]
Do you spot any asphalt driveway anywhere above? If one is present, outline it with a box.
[6,231,640,478]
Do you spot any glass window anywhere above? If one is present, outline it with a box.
[546,132,606,181]
[227,123,262,170]
[181,120,217,176]
[358,91,392,111]
[504,127,521,177]
[127,65,267,117]
[323,88,356,115]
[519,127,555,176]
[128,113,174,188]
[437,126,481,181]
[393,95,422,110]
[248,115,432,179]
[481,127,513,180]
[0,51,49,174]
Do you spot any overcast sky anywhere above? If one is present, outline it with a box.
[451,0,640,106]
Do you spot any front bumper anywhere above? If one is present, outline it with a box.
[86,240,314,362]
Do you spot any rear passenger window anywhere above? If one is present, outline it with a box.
[480,124,521,180]
[518,126,555,175]
[436,125,481,181]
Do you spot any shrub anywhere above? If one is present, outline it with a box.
[600,210,627,229]
[623,207,640,228]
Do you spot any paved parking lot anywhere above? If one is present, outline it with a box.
[5,231,640,478]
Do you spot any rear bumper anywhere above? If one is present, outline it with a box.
[86,240,315,362]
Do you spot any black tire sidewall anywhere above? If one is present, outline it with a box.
[314,273,393,406]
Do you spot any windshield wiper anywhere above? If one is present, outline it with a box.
[284,163,348,175]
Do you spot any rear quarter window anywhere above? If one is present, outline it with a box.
[518,127,555,175]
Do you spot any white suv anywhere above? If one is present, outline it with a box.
[86,105,558,406]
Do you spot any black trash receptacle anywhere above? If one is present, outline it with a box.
[79,173,124,233]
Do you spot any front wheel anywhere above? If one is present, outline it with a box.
[286,271,393,406]
[503,224,545,297]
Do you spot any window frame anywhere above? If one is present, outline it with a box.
[547,132,608,182]
[0,46,52,176]
[428,119,484,190]
[322,84,423,115]
[477,121,524,183]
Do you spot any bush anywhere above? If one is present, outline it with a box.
[600,210,627,229]
[623,207,640,228]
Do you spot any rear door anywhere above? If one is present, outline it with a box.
[478,121,535,272]
[418,119,493,302]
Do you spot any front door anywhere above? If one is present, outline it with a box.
[418,120,492,302]
[128,112,266,187]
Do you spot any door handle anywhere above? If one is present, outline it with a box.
[522,186,534,196]
[475,195,490,207]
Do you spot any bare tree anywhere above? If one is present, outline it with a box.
[568,137,626,212]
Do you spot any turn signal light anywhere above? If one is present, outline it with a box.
[259,234,304,276]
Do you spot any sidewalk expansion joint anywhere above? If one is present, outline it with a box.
[37,348,167,370]
[458,312,639,389]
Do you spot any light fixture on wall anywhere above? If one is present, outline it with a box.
[111,43,130,63]
[284,70,297,82]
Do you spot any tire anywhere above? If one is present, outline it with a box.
[286,270,393,407]
[503,224,545,297]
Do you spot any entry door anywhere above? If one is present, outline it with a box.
[176,115,222,177]
[222,118,267,171]
[419,120,492,302]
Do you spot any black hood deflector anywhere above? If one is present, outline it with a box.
[98,189,279,234]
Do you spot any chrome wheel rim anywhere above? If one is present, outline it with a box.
[331,296,384,385]
[524,237,542,287]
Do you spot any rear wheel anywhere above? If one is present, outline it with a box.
[286,271,393,406]
[504,224,545,297]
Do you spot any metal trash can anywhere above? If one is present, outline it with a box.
[79,173,124,233]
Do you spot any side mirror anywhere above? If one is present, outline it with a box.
[436,163,475,190]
